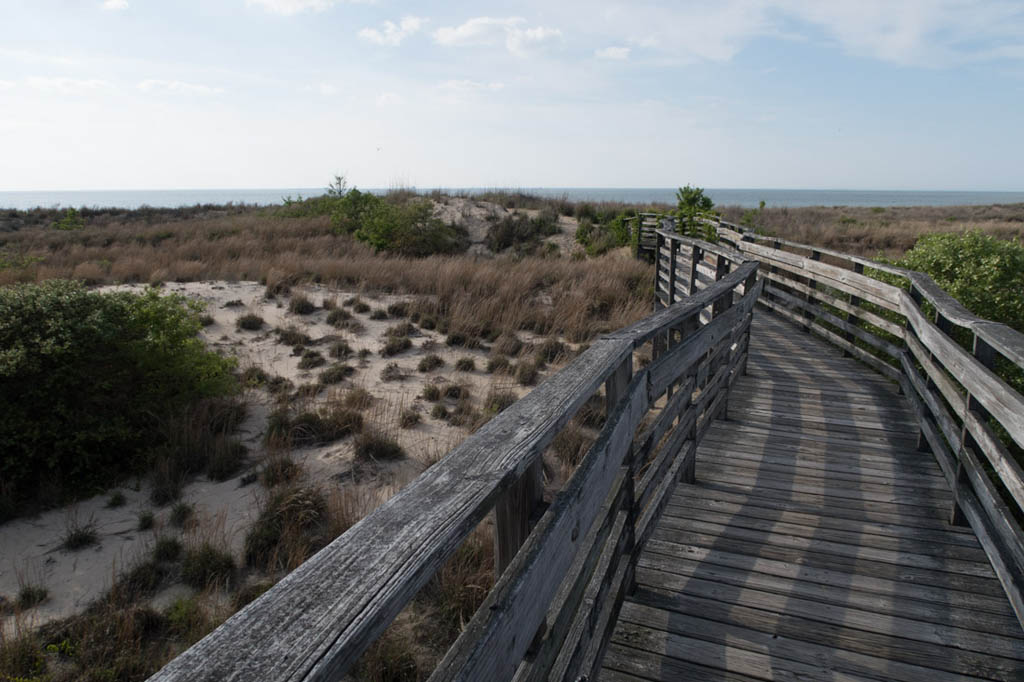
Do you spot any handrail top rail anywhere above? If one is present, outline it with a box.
[654,229,752,265]
[150,252,758,682]
[716,220,1024,367]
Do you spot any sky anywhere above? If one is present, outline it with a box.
[2,0,1023,192]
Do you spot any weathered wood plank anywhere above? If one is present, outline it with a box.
[430,371,649,681]
[151,337,635,682]
[902,291,1024,450]
[639,539,1014,616]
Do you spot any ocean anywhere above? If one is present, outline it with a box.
[2,187,1023,211]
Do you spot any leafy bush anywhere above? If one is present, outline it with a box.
[895,231,1024,333]
[236,313,264,330]
[0,281,237,519]
[676,185,718,241]
[288,294,317,315]
[486,209,560,253]
[181,543,235,588]
[355,198,468,256]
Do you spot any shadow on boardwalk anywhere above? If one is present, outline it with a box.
[602,310,1024,681]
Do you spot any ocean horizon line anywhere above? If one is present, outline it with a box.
[2,187,1024,211]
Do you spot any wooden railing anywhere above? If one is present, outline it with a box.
[149,244,762,680]
[713,219,1024,628]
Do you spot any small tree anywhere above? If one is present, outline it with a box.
[675,185,717,240]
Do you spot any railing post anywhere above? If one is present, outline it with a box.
[949,333,997,526]
[842,262,865,356]
[607,356,638,595]
[668,238,679,306]
[687,244,700,297]
[803,250,821,332]
[741,269,759,376]
[494,461,545,575]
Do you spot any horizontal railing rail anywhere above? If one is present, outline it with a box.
[710,219,1024,629]
[150,246,762,681]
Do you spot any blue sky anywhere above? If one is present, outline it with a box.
[2,0,1023,191]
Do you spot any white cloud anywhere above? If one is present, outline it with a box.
[101,0,129,10]
[137,79,224,95]
[433,16,562,56]
[246,0,338,15]
[302,83,338,95]
[439,79,504,92]
[26,77,111,94]
[359,16,425,46]
[595,46,630,60]
[0,80,15,91]
[376,92,404,107]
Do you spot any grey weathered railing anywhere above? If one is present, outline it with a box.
[710,219,1024,628]
[149,249,762,680]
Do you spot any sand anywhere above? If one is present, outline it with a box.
[1,277,566,635]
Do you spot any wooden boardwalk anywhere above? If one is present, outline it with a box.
[603,311,1024,681]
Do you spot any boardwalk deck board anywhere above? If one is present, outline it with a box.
[602,311,1024,681]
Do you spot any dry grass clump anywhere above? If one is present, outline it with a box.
[275,325,313,347]
[288,293,317,315]
[329,339,353,358]
[259,452,301,487]
[244,484,329,572]
[319,363,355,385]
[340,386,375,410]
[381,362,407,382]
[61,513,99,551]
[399,409,421,429]
[454,357,476,372]
[271,406,364,447]
[0,209,655,345]
[297,349,326,370]
[515,361,539,386]
[422,384,442,401]
[418,354,444,372]
[486,355,511,374]
[181,542,235,589]
[353,428,406,462]
[717,203,1024,258]
[236,312,264,331]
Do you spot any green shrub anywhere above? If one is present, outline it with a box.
[381,335,412,357]
[895,231,1024,333]
[455,357,476,372]
[276,325,312,346]
[288,294,317,315]
[170,501,194,528]
[326,308,352,327]
[320,363,355,385]
[154,536,183,562]
[236,313,264,331]
[297,349,326,369]
[0,281,237,519]
[181,543,235,588]
[400,409,421,428]
[486,209,559,253]
[244,485,328,571]
[354,430,406,461]
[422,384,441,401]
[355,198,468,256]
[418,354,444,372]
[52,207,85,231]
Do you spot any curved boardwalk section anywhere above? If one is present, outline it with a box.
[603,311,1024,681]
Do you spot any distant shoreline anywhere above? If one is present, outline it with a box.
[3,187,1024,211]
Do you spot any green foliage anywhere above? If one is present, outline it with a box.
[52,207,85,231]
[740,200,766,229]
[486,208,560,253]
[0,281,237,519]
[574,210,635,256]
[181,543,235,588]
[355,198,468,256]
[895,231,1024,333]
[676,184,717,240]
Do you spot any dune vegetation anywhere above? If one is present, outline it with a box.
[2,185,1023,681]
